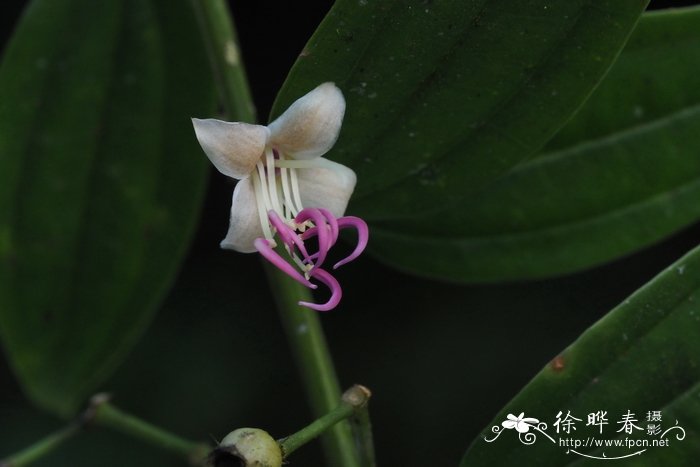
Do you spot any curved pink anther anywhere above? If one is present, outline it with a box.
[295,208,331,268]
[299,209,339,263]
[254,238,316,289]
[296,226,323,264]
[300,226,319,243]
[334,216,369,269]
[318,208,339,245]
[298,227,323,265]
[298,268,342,312]
[267,210,309,258]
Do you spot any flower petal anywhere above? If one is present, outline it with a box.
[267,82,345,160]
[192,118,268,179]
[297,158,356,217]
[220,178,263,253]
[515,422,531,433]
[502,421,517,430]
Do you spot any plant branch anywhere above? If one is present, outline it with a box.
[279,385,371,458]
[264,264,360,467]
[191,0,256,123]
[0,395,209,467]
[0,424,80,467]
[192,1,361,465]
[88,395,210,465]
[353,404,377,467]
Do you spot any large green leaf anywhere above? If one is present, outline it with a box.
[460,242,700,466]
[0,0,214,416]
[371,7,700,283]
[271,0,647,221]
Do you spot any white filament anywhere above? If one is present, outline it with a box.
[254,150,342,242]
[289,168,305,222]
[275,158,338,170]
[251,173,273,240]
[279,165,296,219]
[264,148,283,214]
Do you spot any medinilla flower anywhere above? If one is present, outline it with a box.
[502,413,539,433]
[192,83,368,311]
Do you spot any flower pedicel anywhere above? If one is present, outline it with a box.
[192,83,367,311]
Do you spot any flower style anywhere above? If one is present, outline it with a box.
[502,413,540,433]
[192,83,368,311]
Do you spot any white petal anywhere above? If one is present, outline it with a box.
[515,422,531,433]
[220,178,263,253]
[268,82,345,160]
[296,158,356,217]
[502,421,517,430]
[192,118,268,179]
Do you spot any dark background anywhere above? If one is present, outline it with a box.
[1,1,700,466]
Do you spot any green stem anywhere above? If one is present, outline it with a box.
[192,1,361,466]
[0,424,80,467]
[279,399,354,457]
[91,401,210,465]
[1,397,209,467]
[265,265,360,467]
[354,406,377,467]
[279,385,372,460]
[191,0,256,123]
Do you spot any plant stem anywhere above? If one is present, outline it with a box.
[279,398,354,457]
[264,264,360,467]
[279,385,371,459]
[90,398,210,465]
[192,1,361,466]
[279,394,355,457]
[340,385,377,467]
[191,0,256,123]
[354,406,377,467]
[0,424,80,467]
[0,396,209,467]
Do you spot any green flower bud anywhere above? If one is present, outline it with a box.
[210,428,282,467]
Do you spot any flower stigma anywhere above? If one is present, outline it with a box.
[192,82,368,311]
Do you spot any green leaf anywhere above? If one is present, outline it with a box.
[370,7,700,283]
[0,0,215,416]
[460,243,700,466]
[271,0,647,222]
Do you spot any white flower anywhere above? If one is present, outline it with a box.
[192,82,356,253]
[502,413,539,433]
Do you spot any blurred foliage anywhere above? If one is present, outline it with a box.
[0,0,215,415]
[1,0,700,467]
[2,224,699,466]
[372,7,700,282]
[462,242,700,466]
[273,0,647,222]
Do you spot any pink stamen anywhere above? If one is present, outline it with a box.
[318,208,339,245]
[299,268,342,312]
[254,238,316,289]
[300,214,368,269]
[255,208,368,312]
[334,216,369,269]
[295,208,332,268]
[268,210,309,258]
